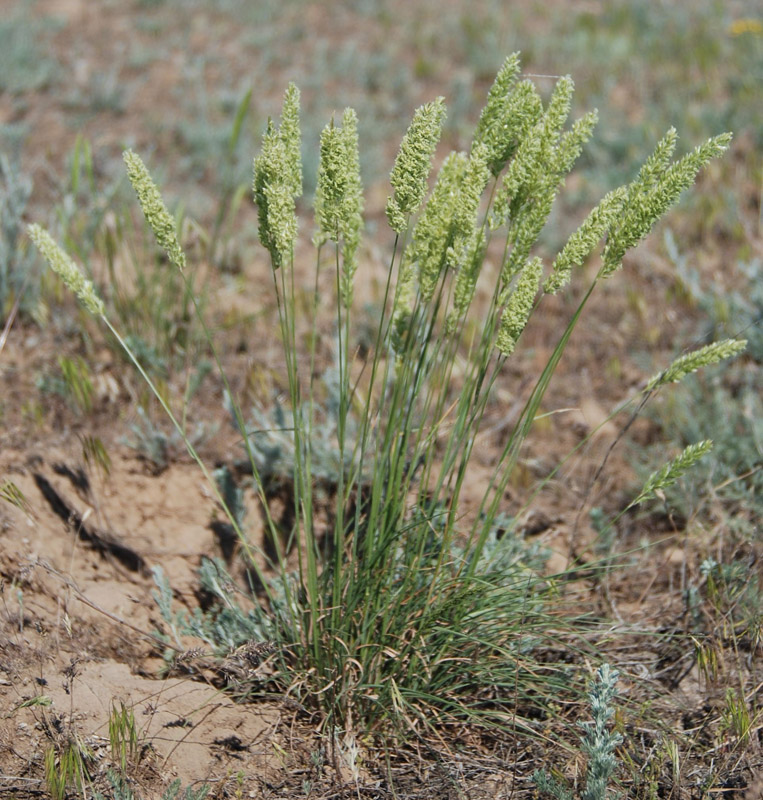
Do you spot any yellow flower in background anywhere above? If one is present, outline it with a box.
[728,18,762,36]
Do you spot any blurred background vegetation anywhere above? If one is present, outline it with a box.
[2,0,759,216]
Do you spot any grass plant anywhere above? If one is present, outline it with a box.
[0,479,32,517]
[108,701,141,774]
[36,355,96,416]
[57,355,95,415]
[30,54,744,746]
[44,737,92,800]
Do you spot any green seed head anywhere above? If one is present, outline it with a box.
[27,224,105,316]
[602,130,732,275]
[339,108,364,307]
[646,338,747,390]
[473,55,545,176]
[314,109,364,307]
[123,150,186,273]
[254,120,298,269]
[446,145,490,324]
[630,440,714,508]
[280,82,304,198]
[544,187,626,294]
[413,152,468,302]
[386,97,447,233]
[496,256,543,356]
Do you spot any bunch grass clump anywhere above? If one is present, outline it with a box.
[30,53,742,739]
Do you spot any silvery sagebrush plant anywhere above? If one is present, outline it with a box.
[30,56,745,736]
[534,664,623,800]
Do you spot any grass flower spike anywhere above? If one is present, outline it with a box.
[386,97,446,233]
[411,152,468,302]
[314,109,364,306]
[488,123,544,231]
[602,130,733,274]
[447,228,486,332]
[338,108,363,306]
[280,82,303,198]
[539,75,576,153]
[253,84,303,269]
[544,187,626,294]
[314,120,344,243]
[449,143,490,260]
[646,338,747,390]
[473,52,521,173]
[123,150,186,273]
[27,224,104,316]
[391,152,467,348]
[254,122,298,270]
[491,76,591,285]
[552,109,598,177]
[630,440,714,508]
[496,256,543,355]
[446,144,490,326]
[633,127,679,192]
[474,54,543,177]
